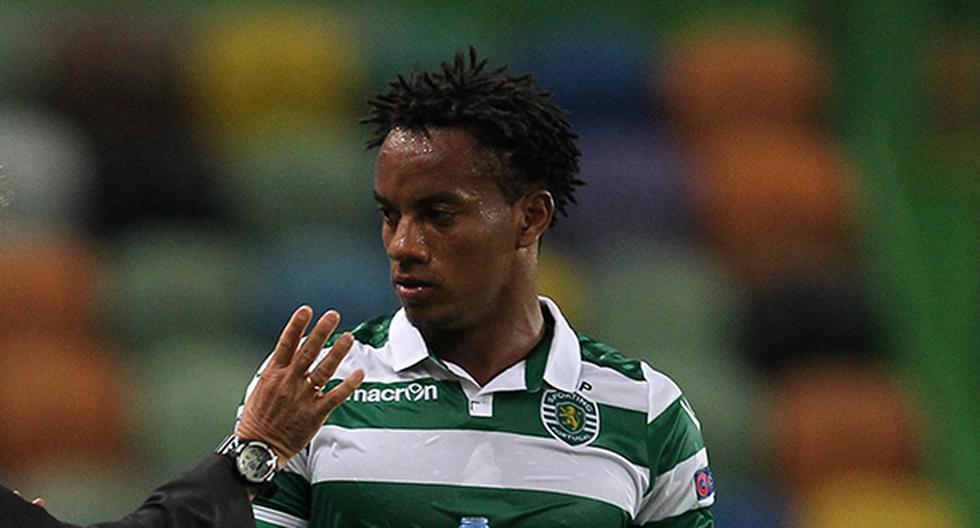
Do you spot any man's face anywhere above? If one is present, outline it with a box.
[374,127,522,331]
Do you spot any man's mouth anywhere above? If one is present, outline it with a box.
[393,277,436,301]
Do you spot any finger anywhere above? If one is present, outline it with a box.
[13,489,20,497]
[308,332,353,386]
[318,369,365,412]
[289,310,340,377]
[32,497,46,507]
[271,306,313,367]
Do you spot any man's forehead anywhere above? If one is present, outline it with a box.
[382,127,436,155]
[380,126,485,155]
[374,126,505,203]
[373,164,494,207]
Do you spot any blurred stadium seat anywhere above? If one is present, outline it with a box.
[592,240,737,352]
[709,478,790,528]
[220,126,376,236]
[180,7,364,147]
[46,17,225,238]
[0,106,95,229]
[765,361,923,496]
[0,231,101,335]
[349,1,515,94]
[101,227,255,346]
[248,229,397,341]
[591,240,765,479]
[133,335,266,482]
[10,462,151,526]
[537,241,592,329]
[549,123,695,248]
[0,9,55,99]
[691,122,856,284]
[742,272,880,371]
[927,30,980,132]
[520,29,655,124]
[799,473,965,528]
[663,23,828,132]
[0,333,129,475]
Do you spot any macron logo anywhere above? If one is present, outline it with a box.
[351,383,439,403]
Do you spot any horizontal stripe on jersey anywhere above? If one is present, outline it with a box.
[255,505,306,528]
[307,481,627,527]
[319,378,651,468]
[307,426,648,513]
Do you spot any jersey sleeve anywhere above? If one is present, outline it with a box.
[253,453,313,528]
[633,364,715,527]
[238,352,313,528]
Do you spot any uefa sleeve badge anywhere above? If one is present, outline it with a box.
[693,466,715,501]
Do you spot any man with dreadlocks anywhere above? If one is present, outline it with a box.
[240,48,714,527]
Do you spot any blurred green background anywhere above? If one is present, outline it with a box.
[0,2,977,526]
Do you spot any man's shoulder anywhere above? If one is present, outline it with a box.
[575,334,684,418]
[577,334,646,382]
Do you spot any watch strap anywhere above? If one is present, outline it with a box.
[215,434,240,457]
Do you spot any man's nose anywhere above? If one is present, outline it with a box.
[386,217,429,264]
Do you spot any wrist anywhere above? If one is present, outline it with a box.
[215,434,280,495]
[235,432,292,469]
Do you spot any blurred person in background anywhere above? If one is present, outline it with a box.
[0,211,366,528]
[242,48,714,527]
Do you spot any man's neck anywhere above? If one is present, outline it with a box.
[422,296,546,386]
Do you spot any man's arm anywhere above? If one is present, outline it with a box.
[89,456,252,528]
[633,364,714,527]
[1,457,252,528]
[1,486,64,528]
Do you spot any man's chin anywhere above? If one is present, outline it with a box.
[402,303,453,332]
[402,305,434,327]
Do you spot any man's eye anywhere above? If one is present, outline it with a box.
[377,207,399,225]
[424,209,456,224]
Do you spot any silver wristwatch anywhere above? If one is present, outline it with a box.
[216,434,279,486]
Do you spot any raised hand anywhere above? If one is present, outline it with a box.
[235,306,365,467]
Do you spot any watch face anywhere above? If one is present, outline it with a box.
[237,444,276,483]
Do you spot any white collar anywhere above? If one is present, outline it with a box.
[386,296,581,393]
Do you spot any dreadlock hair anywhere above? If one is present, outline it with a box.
[362,46,583,225]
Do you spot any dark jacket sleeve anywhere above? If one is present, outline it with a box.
[1,485,66,528]
[1,455,255,528]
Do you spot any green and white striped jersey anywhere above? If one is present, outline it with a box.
[238,297,714,527]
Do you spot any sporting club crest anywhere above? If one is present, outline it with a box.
[541,389,600,447]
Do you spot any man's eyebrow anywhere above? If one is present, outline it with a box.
[373,191,466,208]
[416,191,465,207]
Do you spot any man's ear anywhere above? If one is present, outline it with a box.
[516,189,555,248]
